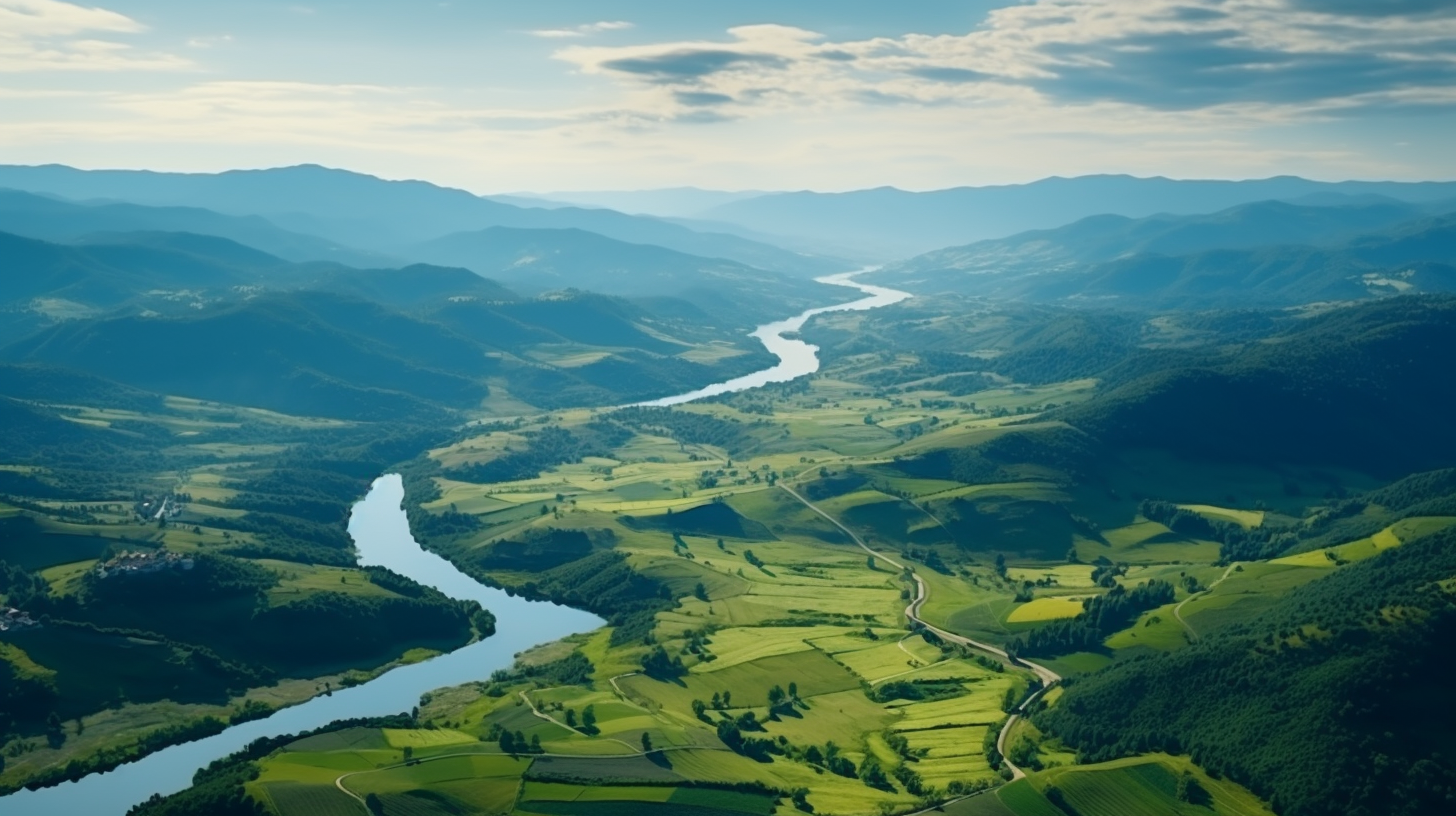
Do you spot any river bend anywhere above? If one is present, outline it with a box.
[2,271,911,815]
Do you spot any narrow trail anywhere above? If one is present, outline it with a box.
[519,689,639,752]
[777,484,1061,781]
[1173,563,1240,640]
[518,690,586,736]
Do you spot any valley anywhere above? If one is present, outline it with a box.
[120,304,1456,816]
[0,166,1453,816]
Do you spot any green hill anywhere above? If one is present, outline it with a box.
[1035,525,1456,816]
[878,203,1456,307]
[1054,296,1456,475]
[410,226,837,326]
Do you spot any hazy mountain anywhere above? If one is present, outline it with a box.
[886,200,1443,274]
[699,175,1456,259]
[876,204,1456,307]
[0,229,514,319]
[0,228,785,418]
[0,188,392,268]
[409,226,840,326]
[502,187,769,218]
[0,165,847,276]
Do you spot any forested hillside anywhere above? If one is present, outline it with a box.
[1054,296,1456,475]
[1037,526,1456,816]
[877,201,1456,307]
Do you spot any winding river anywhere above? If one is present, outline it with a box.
[2,271,911,816]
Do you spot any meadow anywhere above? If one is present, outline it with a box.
[73,344,1406,816]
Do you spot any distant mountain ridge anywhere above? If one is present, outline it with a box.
[874,200,1456,307]
[408,225,836,326]
[0,228,779,419]
[0,187,393,268]
[0,164,847,276]
[699,175,1456,258]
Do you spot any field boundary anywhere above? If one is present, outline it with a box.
[776,484,1061,780]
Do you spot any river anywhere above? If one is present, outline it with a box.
[2,271,911,815]
[639,271,910,406]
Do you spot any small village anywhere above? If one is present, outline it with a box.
[93,550,195,580]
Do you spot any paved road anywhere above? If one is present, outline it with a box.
[779,484,1061,780]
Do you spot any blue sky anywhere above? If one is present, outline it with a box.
[1,0,1453,191]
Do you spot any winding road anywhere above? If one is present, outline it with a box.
[777,485,1061,781]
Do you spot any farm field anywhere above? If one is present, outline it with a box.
[82,343,1412,816]
[1010,754,1277,816]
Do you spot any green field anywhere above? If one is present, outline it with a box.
[59,338,1412,816]
[1016,755,1276,816]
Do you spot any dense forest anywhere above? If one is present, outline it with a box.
[1036,527,1456,816]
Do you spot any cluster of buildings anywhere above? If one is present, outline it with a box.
[0,607,39,633]
[94,550,195,580]
[134,494,185,522]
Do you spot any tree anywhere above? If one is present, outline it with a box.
[641,645,687,679]
[1177,771,1210,805]
[531,734,542,754]
[994,553,1007,578]
[791,787,814,813]
[859,757,893,790]
[402,745,414,763]
[1045,786,1072,812]
[768,685,786,706]
[641,732,653,753]
[564,708,577,728]
[693,582,709,602]
[581,704,597,733]
[499,731,516,754]
[722,691,731,708]
[788,681,799,700]
[867,555,877,571]
[692,699,708,720]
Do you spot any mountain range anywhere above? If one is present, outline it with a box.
[873,199,1456,307]
[0,165,846,276]
[0,228,783,420]
[695,176,1456,259]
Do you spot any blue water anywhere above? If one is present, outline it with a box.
[637,271,910,406]
[2,475,603,816]
[2,271,912,815]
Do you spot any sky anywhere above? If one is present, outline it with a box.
[1,0,1454,192]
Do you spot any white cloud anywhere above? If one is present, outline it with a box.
[530,20,633,39]
[554,0,1456,120]
[0,0,189,71]
[1,2,1451,190]
[0,0,139,37]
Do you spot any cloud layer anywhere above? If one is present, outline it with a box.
[531,20,633,39]
[1,0,1451,190]
[0,0,187,71]
[557,0,1456,121]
